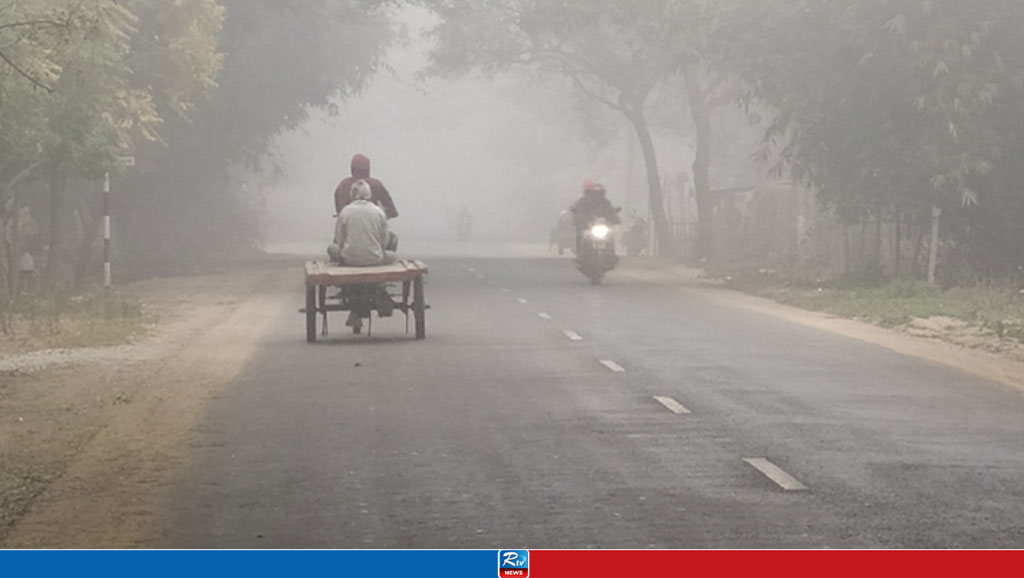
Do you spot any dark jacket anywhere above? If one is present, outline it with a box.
[334,154,398,219]
[570,191,620,228]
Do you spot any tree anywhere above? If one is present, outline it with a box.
[1,1,153,284]
[429,0,696,254]
[116,0,392,275]
[746,0,1024,282]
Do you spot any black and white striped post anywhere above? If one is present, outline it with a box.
[103,171,111,289]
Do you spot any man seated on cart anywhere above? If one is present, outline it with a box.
[327,179,398,330]
[327,179,397,266]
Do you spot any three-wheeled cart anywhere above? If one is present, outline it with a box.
[302,260,429,342]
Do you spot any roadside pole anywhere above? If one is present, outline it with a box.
[103,171,111,289]
[102,156,133,290]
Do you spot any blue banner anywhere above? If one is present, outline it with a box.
[0,550,503,578]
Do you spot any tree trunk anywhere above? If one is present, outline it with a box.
[911,211,927,279]
[842,224,850,276]
[893,211,901,278]
[45,164,66,284]
[6,189,19,300]
[626,105,672,256]
[873,209,883,274]
[859,219,867,275]
[685,69,714,259]
[73,189,101,289]
[1,163,38,300]
[927,205,941,285]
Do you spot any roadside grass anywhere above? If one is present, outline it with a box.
[710,264,1024,343]
[0,291,151,352]
[0,468,47,543]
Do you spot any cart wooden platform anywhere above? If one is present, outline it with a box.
[302,260,429,342]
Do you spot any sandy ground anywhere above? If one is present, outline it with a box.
[0,263,293,547]
[3,254,1024,548]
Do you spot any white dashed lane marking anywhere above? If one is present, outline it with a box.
[537,312,552,320]
[599,359,626,373]
[653,396,691,414]
[743,458,808,491]
[562,330,583,341]
[516,298,529,304]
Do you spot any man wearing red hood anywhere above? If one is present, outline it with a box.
[334,154,398,219]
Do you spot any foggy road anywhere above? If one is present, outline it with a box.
[161,248,1024,549]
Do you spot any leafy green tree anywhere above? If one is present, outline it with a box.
[1,1,149,284]
[117,0,392,274]
[746,0,1024,282]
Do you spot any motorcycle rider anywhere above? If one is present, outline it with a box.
[570,180,620,251]
[334,153,399,219]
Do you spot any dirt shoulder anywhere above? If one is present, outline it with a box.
[617,261,1024,393]
[0,261,295,547]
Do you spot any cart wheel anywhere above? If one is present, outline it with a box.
[413,276,426,339]
[305,284,317,343]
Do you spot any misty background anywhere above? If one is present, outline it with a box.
[3,0,1024,295]
[265,6,691,248]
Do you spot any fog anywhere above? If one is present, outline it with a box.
[264,6,689,252]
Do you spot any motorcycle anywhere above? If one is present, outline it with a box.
[551,211,575,255]
[575,218,619,284]
[456,214,472,242]
[623,216,649,257]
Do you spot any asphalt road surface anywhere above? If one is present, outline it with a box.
[162,244,1024,548]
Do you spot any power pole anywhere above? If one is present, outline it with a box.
[103,172,111,289]
[102,156,134,289]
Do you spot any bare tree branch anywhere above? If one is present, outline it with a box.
[0,19,65,32]
[1,161,42,207]
[0,47,53,92]
[569,72,625,113]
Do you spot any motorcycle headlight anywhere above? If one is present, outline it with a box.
[590,224,611,240]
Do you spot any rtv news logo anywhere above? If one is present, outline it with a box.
[498,549,529,578]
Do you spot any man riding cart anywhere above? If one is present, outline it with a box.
[301,159,427,342]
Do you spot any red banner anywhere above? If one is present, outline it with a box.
[529,550,1024,578]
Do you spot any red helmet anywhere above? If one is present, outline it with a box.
[582,179,596,191]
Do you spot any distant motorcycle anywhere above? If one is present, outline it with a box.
[575,218,618,284]
[623,216,649,257]
[456,214,472,242]
[551,211,575,255]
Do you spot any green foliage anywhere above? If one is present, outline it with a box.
[1,288,148,347]
[748,1,1024,218]
[724,263,1024,341]
[119,1,392,272]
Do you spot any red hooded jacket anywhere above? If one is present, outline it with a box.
[334,154,398,219]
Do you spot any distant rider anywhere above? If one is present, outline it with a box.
[570,180,620,248]
[570,180,621,228]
